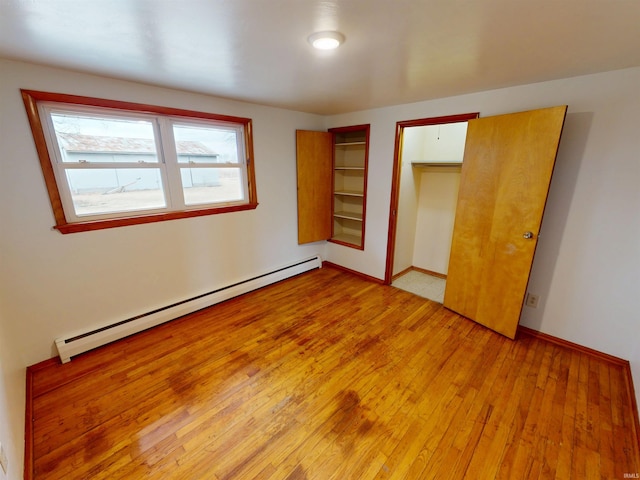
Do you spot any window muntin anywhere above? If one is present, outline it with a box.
[22,90,257,233]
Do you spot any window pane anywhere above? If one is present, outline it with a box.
[181,168,244,206]
[65,168,166,216]
[51,113,159,163]
[172,123,240,164]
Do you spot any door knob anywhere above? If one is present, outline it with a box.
[523,231,535,239]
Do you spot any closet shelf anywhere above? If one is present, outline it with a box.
[334,190,364,197]
[334,211,363,221]
[411,161,462,168]
[330,233,363,245]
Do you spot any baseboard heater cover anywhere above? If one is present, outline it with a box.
[55,255,322,363]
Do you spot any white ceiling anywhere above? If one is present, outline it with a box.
[1,0,639,115]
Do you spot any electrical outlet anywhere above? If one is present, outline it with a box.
[0,442,8,475]
[525,293,540,308]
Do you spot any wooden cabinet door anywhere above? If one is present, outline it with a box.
[443,106,567,339]
[296,130,332,244]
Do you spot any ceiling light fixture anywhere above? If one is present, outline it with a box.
[308,31,345,50]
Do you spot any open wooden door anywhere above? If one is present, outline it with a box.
[443,106,567,339]
[296,130,332,244]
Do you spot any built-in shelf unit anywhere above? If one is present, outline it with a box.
[331,126,369,248]
[295,124,370,249]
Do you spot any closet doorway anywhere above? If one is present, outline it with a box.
[387,107,566,339]
[385,113,478,301]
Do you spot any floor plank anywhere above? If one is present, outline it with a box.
[29,267,640,479]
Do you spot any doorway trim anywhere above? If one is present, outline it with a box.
[384,112,479,285]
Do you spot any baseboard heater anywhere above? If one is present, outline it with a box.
[55,255,323,363]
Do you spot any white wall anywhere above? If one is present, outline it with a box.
[0,311,23,480]
[412,168,461,275]
[326,67,640,410]
[420,122,468,163]
[391,128,421,275]
[0,59,327,478]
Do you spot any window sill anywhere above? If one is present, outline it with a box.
[54,202,258,234]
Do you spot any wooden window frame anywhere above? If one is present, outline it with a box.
[22,90,258,234]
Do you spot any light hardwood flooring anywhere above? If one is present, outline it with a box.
[29,267,640,479]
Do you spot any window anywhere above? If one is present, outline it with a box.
[22,90,257,233]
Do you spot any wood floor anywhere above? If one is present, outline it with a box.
[28,267,640,479]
